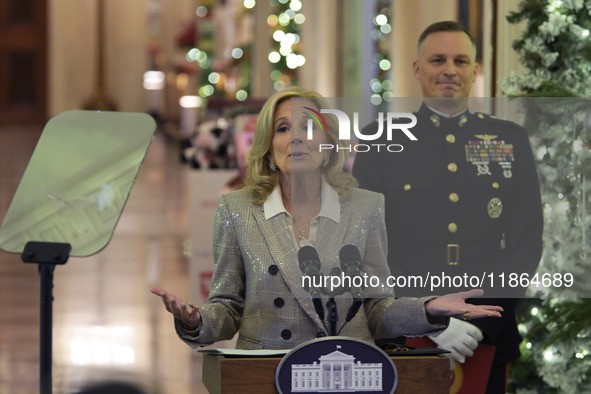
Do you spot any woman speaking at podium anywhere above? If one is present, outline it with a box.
[151,87,501,349]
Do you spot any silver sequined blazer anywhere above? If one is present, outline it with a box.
[177,187,445,349]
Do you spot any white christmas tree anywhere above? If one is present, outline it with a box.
[503,1,591,392]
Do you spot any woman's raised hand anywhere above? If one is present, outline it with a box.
[151,287,201,331]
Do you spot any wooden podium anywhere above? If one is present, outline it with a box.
[202,353,449,393]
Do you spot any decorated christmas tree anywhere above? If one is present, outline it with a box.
[502,1,591,392]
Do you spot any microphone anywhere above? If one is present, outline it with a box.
[298,245,325,321]
[339,244,364,322]
[339,244,364,299]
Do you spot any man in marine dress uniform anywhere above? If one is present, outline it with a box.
[353,21,543,393]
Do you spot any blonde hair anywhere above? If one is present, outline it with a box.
[244,87,358,204]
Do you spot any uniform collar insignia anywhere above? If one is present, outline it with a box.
[475,134,498,141]
[430,114,440,127]
[459,114,467,127]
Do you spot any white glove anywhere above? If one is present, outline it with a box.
[429,317,483,367]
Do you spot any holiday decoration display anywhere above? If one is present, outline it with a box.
[503,1,591,391]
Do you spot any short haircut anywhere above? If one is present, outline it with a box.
[417,20,477,58]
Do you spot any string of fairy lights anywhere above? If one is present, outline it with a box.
[370,1,393,107]
[267,0,306,91]
[185,0,393,101]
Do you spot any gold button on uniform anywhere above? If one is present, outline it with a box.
[404,184,411,191]
[447,163,458,173]
[448,223,458,233]
[449,193,459,203]
[446,134,456,143]
[492,182,500,189]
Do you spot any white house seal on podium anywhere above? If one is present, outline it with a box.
[275,337,398,393]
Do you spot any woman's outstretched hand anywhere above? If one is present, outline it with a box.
[151,287,201,331]
[424,289,503,321]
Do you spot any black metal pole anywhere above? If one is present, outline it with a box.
[22,242,71,394]
[39,264,55,394]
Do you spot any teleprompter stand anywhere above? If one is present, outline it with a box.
[21,241,71,394]
[0,110,156,394]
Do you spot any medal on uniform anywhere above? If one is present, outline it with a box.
[466,138,515,177]
[487,198,503,218]
[473,161,492,176]
[499,161,513,179]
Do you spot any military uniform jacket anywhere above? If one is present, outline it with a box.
[176,187,445,350]
[353,104,543,362]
